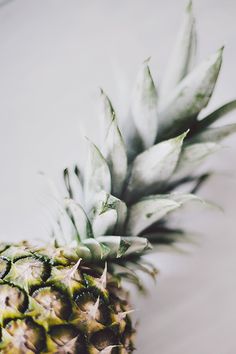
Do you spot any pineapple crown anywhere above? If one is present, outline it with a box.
[49,2,236,267]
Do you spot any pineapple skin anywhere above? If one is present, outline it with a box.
[0,242,134,354]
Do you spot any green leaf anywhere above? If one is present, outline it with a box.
[64,198,94,241]
[91,191,127,236]
[125,131,188,201]
[84,140,111,211]
[188,124,236,143]
[171,193,201,204]
[97,236,151,258]
[131,59,158,149]
[126,193,200,236]
[192,100,236,133]
[100,91,128,196]
[53,204,77,245]
[173,142,219,180]
[158,47,223,140]
[126,196,180,235]
[81,238,104,260]
[63,168,84,204]
[161,1,197,100]
[92,209,117,238]
[80,236,151,261]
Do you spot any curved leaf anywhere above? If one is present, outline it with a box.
[193,100,236,133]
[173,142,219,180]
[100,91,127,196]
[188,124,236,143]
[64,198,94,241]
[96,236,151,258]
[84,140,111,211]
[81,236,151,261]
[161,1,197,101]
[158,47,223,140]
[131,59,158,149]
[126,196,180,235]
[52,203,77,246]
[127,193,200,236]
[91,191,127,236]
[92,209,118,238]
[63,168,84,205]
[126,131,188,201]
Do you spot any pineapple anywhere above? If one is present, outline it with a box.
[0,2,236,353]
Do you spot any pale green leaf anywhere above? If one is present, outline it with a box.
[194,100,236,132]
[64,198,94,241]
[100,91,128,196]
[80,236,151,261]
[173,142,219,180]
[81,238,105,260]
[188,124,236,143]
[131,59,158,149]
[96,236,151,258]
[171,193,201,204]
[127,193,201,236]
[126,196,180,235]
[63,168,84,205]
[53,204,77,245]
[158,47,223,139]
[126,131,188,201]
[161,1,197,100]
[92,209,117,238]
[91,191,127,236]
[84,141,111,211]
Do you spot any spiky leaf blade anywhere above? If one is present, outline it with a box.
[100,91,127,196]
[64,198,94,241]
[84,141,111,211]
[96,236,151,258]
[192,100,236,133]
[188,124,236,143]
[173,142,219,180]
[126,131,188,201]
[92,209,118,238]
[161,1,197,100]
[126,196,180,235]
[158,47,223,139]
[131,59,158,149]
[63,168,84,205]
[91,191,127,236]
[127,193,200,236]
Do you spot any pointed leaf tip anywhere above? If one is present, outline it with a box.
[186,0,193,12]
[99,91,127,196]
[143,56,151,64]
[131,61,158,149]
[84,141,111,211]
[173,142,219,180]
[159,48,223,140]
[126,131,188,201]
[160,0,197,102]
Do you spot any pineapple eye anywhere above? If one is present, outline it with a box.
[0,245,32,260]
[32,287,72,321]
[3,256,50,290]
[0,257,10,278]
[0,244,9,254]
[90,328,118,351]
[48,324,86,353]
[0,283,28,315]
[75,289,108,325]
[2,318,46,353]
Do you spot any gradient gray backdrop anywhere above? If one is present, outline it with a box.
[0,1,236,353]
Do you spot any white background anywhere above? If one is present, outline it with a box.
[0,0,236,353]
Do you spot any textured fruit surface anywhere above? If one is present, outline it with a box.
[0,243,134,353]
